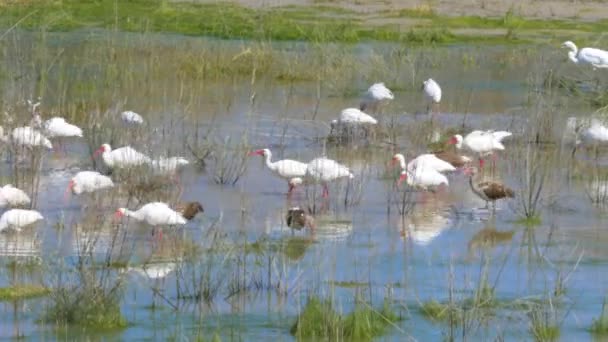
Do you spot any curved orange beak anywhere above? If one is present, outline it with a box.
[248,149,264,156]
[447,136,457,145]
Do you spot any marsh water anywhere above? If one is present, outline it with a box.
[0,29,607,340]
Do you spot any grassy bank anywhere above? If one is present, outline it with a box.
[0,0,604,44]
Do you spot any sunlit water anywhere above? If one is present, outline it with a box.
[0,29,606,340]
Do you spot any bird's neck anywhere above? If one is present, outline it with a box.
[468,174,485,198]
[455,140,463,149]
[264,153,276,171]
[568,51,579,64]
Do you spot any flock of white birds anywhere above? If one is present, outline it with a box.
[0,40,606,235]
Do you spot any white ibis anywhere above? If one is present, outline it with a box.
[330,108,378,138]
[422,78,442,114]
[0,209,44,232]
[248,149,308,195]
[33,115,83,139]
[448,130,512,169]
[121,111,145,125]
[392,155,448,190]
[397,164,449,191]
[304,157,354,198]
[406,153,456,173]
[360,82,394,113]
[465,166,514,211]
[115,202,187,238]
[0,126,52,150]
[175,202,204,221]
[93,144,151,170]
[0,184,31,208]
[562,41,608,69]
[148,156,190,175]
[67,171,114,196]
[286,207,316,232]
[128,262,176,280]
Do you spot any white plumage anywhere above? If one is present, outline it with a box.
[249,149,307,193]
[405,153,456,173]
[129,262,177,280]
[94,144,151,169]
[34,116,83,138]
[333,108,378,125]
[121,111,145,125]
[0,209,44,232]
[149,156,190,175]
[0,184,31,208]
[423,78,442,104]
[115,202,187,226]
[0,126,52,150]
[449,130,512,167]
[399,165,449,190]
[360,82,394,112]
[562,41,608,69]
[305,157,354,197]
[68,171,114,195]
[577,119,608,146]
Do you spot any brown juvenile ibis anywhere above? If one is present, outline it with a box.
[432,150,472,168]
[175,202,204,221]
[465,167,514,211]
[286,207,316,233]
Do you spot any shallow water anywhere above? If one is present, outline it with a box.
[0,29,606,340]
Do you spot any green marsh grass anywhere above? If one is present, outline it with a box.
[0,284,49,300]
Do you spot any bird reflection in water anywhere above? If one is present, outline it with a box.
[467,221,515,260]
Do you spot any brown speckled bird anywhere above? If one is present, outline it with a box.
[465,167,514,211]
[175,202,204,220]
[286,207,316,232]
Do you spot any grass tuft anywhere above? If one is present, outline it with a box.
[0,284,49,301]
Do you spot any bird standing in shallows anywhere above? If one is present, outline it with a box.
[286,207,316,233]
[391,154,448,191]
[0,126,52,150]
[448,130,512,170]
[330,108,378,140]
[304,157,354,198]
[465,167,514,212]
[0,185,31,208]
[121,110,145,126]
[0,209,44,232]
[32,113,83,150]
[360,82,394,114]
[249,149,308,196]
[571,118,608,159]
[562,41,608,69]
[93,143,151,170]
[114,202,187,239]
[175,202,204,220]
[66,171,114,198]
[422,78,442,115]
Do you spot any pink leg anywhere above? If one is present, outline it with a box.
[322,185,329,198]
[287,184,294,197]
[479,158,485,169]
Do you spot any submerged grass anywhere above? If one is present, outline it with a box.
[0,284,49,300]
[591,298,608,336]
[290,296,401,340]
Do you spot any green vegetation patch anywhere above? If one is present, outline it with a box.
[0,0,520,44]
[0,284,50,301]
[290,296,401,340]
[42,286,127,330]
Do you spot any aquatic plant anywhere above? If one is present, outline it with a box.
[0,284,49,301]
[591,297,608,336]
[291,296,401,341]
